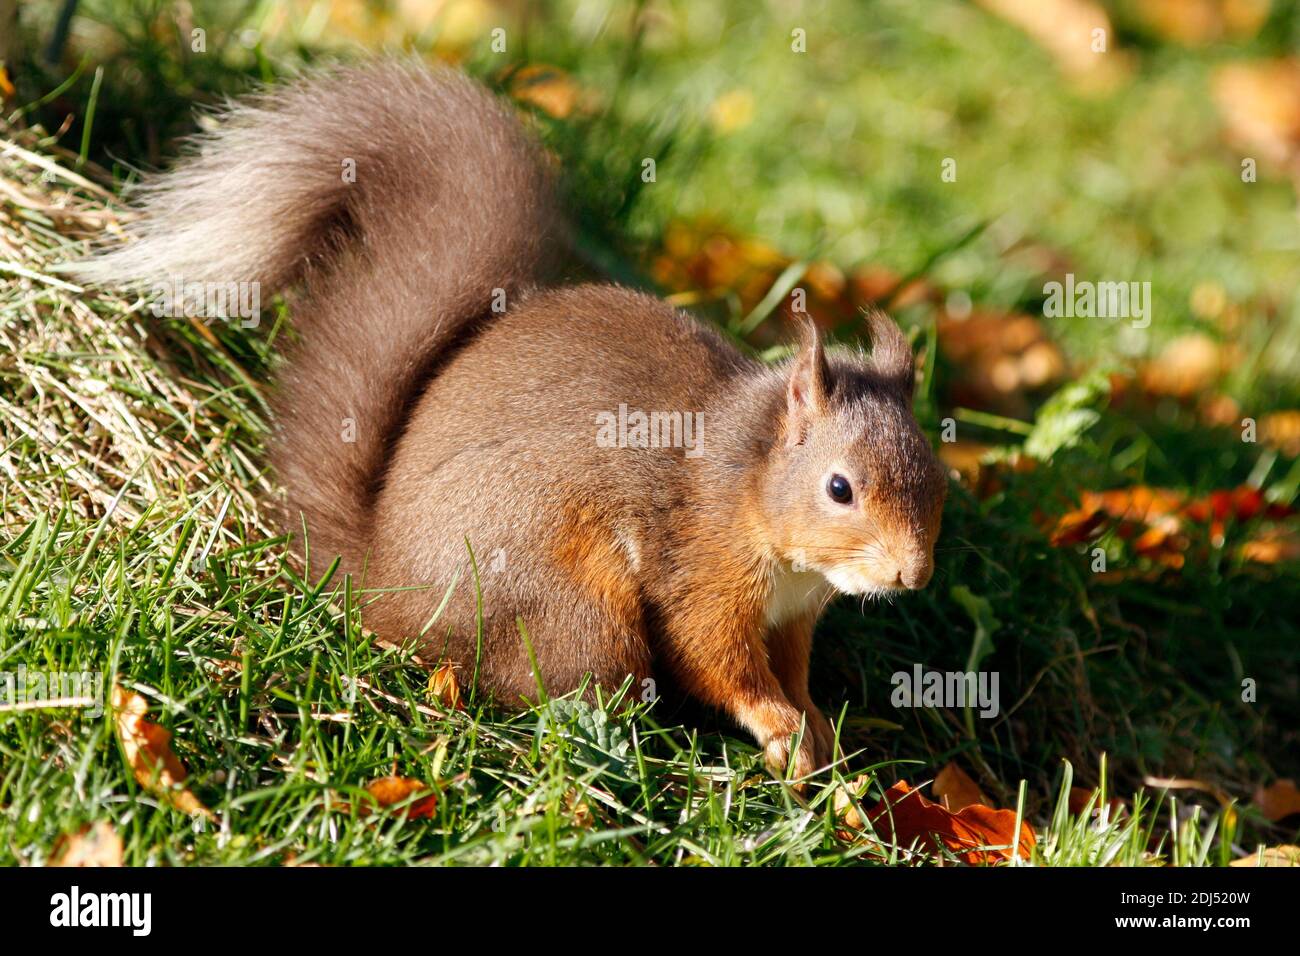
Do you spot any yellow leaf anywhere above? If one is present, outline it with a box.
[428,662,464,710]
[113,685,211,818]
[509,65,580,119]
[49,822,124,867]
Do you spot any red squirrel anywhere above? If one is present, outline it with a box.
[74,61,947,781]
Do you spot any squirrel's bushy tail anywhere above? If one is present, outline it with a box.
[71,61,562,576]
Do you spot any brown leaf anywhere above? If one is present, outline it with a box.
[362,776,439,819]
[1212,59,1300,170]
[933,762,989,811]
[428,662,464,711]
[1253,779,1300,822]
[1230,845,1300,867]
[48,822,124,867]
[937,310,1065,415]
[938,440,995,487]
[850,780,1035,865]
[1139,333,1225,399]
[112,685,211,818]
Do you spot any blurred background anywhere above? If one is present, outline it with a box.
[2,0,1298,833]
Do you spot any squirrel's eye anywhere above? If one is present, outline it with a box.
[827,474,853,504]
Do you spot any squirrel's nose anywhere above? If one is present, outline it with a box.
[900,559,933,590]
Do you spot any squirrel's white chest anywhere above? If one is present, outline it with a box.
[765,562,834,628]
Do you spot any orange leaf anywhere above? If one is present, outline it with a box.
[363,776,439,819]
[112,685,211,818]
[508,64,580,119]
[428,662,464,711]
[1259,410,1300,458]
[933,762,989,811]
[1240,527,1300,564]
[1254,779,1300,823]
[864,781,1035,865]
[48,822,124,867]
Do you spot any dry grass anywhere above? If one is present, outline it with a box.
[0,124,274,547]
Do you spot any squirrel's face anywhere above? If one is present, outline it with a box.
[764,316,946,597]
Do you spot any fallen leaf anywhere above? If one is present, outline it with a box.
[1259,410,1300,458]
[508,64,581,119]
[428,662,464,711]
[1240,527,1300,564]
[1253,779,1300,822]
[833,774,873,831]
[362,776,439,819]
[652,220,897,345]
[938,309,1066,415]
[933,762,989,811]
[938,440,995,485]
[566,789,593,829]
[1048,483,1292,568]
[1212,59,1300,171]
[1139,333,1225,399]
[1199,392,1242,427]
[113,685,211,818]
[1230,845,1300,867]
[48,822,124,867]
[1134,0,1244,46]
[846,780,1035,865]
[976,0,1127,88]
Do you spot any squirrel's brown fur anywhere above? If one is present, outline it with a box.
[73,61,947,780]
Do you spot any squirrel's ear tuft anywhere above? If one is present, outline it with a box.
[864,309,915,396]
[785,319,830,447]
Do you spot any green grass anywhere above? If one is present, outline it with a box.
[1,0,1297,865]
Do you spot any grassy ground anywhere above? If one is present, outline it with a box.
[1,0,1298,865]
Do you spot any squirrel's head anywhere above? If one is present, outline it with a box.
[759,313,946,597]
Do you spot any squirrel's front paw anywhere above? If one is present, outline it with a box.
[760,722,818,786]
[764,734,816,784]
[738,700,820,787]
